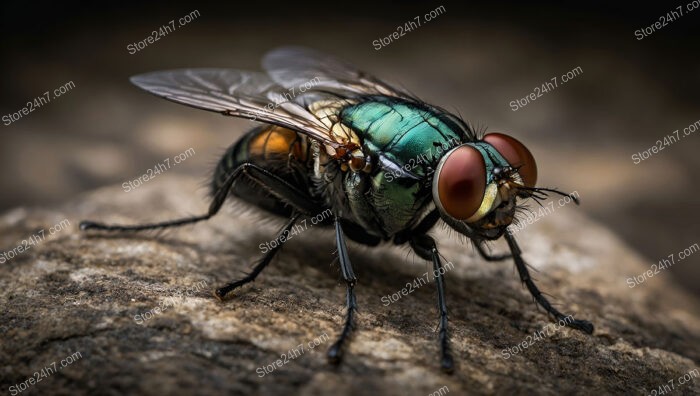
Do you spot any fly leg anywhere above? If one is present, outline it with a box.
[503,231,594,334]
[410,234,454,373]
[80,162,319,232]
[327,217,358,364]
[81,162,323,301]
[475,242,511,262]
[215,213,300,300]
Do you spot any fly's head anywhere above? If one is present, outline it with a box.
[432,132,561,240]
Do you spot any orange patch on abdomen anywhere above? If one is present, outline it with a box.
[248,126,306,161]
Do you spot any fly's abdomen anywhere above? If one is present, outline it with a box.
[213,125,310,216]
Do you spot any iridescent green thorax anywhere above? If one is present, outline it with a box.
[336,97,469,237]
[340,97,466,176]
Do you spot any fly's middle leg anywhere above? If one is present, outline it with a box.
[214,213,301,300]
[326,216,358,364]
[411,234,455,373]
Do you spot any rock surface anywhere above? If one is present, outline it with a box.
[1,176,699,396]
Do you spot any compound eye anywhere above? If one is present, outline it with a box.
[483,133,538,187]
[435,145,486,220]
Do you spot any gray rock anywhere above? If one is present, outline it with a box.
[1,176,698,396]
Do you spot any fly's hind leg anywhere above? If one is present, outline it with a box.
[79,162,240,232]
[81,162,323,300]
[80,162,319,232]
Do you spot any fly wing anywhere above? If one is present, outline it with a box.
[262,46,419,101]
[130,68,342,148]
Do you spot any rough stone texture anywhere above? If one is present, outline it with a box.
[1,176,699,396]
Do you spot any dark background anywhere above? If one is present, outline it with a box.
[1,1,698,294]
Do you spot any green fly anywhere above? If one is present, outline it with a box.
[81,47,593,373]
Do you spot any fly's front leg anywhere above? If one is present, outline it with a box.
[410,234,454,373]
[503,231,594,334]
[327,217,358,364]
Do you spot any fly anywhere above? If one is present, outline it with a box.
[80,46,593,373]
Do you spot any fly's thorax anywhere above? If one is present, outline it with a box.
[325,97,470,237]
[339,97,465,179]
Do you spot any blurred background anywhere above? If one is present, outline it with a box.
[1,1,698,295]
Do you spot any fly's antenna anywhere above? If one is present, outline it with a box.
[518,186,580,205]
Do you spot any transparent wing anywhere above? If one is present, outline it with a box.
[130,68,341,148]
[262,46,418,100]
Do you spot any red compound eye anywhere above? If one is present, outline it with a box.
[435,145,487,220]
[483,133,538,187]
